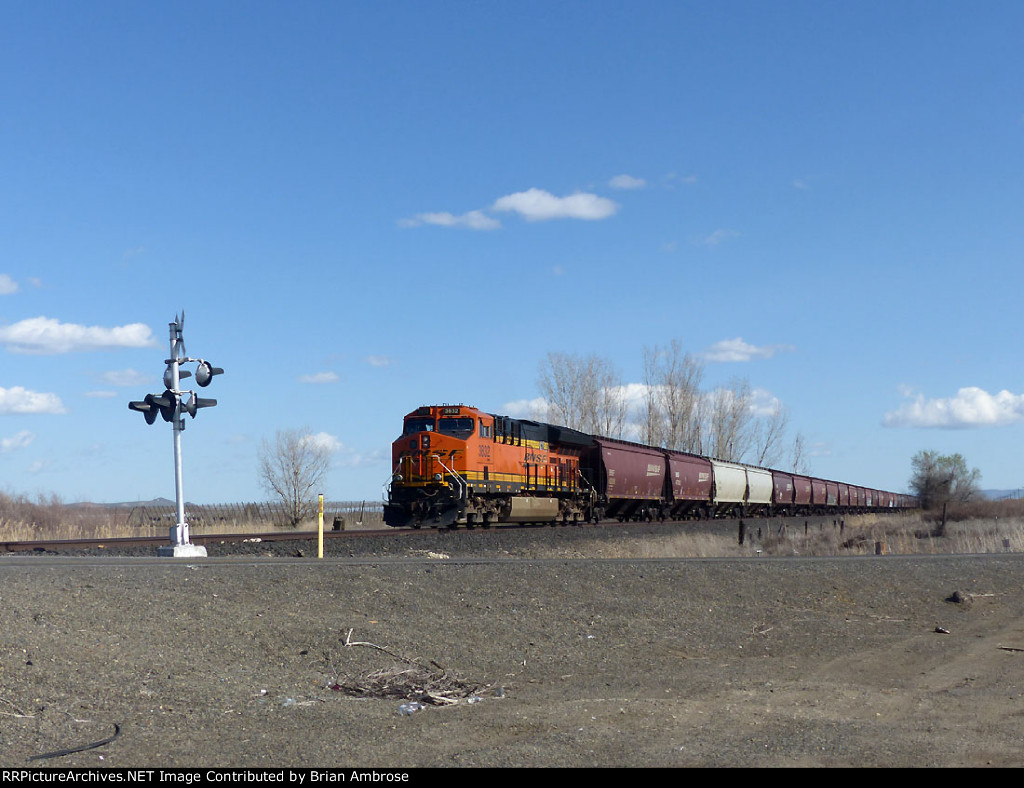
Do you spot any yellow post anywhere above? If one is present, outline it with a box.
[318,494,324,559]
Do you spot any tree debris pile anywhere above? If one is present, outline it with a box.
[333,629,498,706]
[334,663,491,706]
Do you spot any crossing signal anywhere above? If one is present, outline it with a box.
[195,361,223,387]
[128,399,159,425]
[182,393,217,418]
[126,311,223,556]
[164,367,191,389]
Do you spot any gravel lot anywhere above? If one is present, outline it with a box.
[3,523,1024,768]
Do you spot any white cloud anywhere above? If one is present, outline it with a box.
[608,174,646,190]
[0,317,157,354]
[85,390,119,398]
[0,274,18,295]
[501,397,549,419]
[663,173,698,189]
[100,368,151,387]
[299,432,381,467]
[695,229,740,247]
[1,430,34,453]
[298,371,339,384]
[335,447,386,468]
[365,355,393,367]
[884,386,1024,428]
[302,431,344,453]
[703,337,794,363]
[492,188,619,222]
[400,184,620,230]
[398,210,501,230]
[748,387,782,417]
[0,386,67,414]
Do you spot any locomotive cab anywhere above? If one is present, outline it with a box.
[385,405,488,528]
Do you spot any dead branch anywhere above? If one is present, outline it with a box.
[336,629,495,705]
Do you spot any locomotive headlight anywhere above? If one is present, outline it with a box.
[421,435,430,449]
[393,474,403,482]
[434,473,443,482]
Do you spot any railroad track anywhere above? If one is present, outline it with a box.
[0,528,400,553]
[0,513,864,553]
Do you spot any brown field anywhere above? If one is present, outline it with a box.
[4,490,1024,559]
[3,514,1024,767]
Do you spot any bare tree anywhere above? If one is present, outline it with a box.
[591,360,628,438]
[537,352,626,437]
[789,432,810,475]
[537,351,588,430]
[642,340,704,451]
[702,378,756,462]
[752,403,790,468]
[258,427,331,526]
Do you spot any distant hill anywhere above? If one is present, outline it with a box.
[981,490,1023,501]
[71,498,177,509]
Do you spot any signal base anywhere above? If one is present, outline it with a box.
[157,543,208,558]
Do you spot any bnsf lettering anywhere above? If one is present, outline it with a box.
[524,451,548,463]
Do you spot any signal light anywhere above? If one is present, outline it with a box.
[129,399,159,425]
[164,367,192,389]
[195,361,223,387]
[182,394,217,418]
[150,390,178,422]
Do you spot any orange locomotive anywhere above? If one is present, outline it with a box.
[384,404,593,528]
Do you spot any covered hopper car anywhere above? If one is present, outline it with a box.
[383,404,916,529]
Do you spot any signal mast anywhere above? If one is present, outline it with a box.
[128,312,223,557]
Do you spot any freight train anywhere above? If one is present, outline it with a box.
[383,404,916,529]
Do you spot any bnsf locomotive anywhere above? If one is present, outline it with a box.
[383,404,916,529]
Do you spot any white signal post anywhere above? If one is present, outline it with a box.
[128,312,222,558]
[162,317,202,557]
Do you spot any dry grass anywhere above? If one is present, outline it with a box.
[0,491,385,542]
[564,509,1024,560]
[4,492,1024,558]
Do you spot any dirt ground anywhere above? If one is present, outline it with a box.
[3,527,1024,768]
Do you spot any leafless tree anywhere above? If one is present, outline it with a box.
[752,402,790,468]
[539,345,809,473]
[258,427,331,526]
[537,352,626,437]
[789,432,810,475]
[702,378,756,462]
[642,340,704,451]
[591,362,628,438]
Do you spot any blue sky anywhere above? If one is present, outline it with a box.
[2,0,1023,504]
